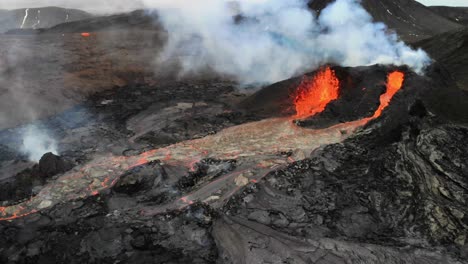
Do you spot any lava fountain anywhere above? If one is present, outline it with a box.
[0,70,405,221]
[294,67,340,118]
[373,71,405,118]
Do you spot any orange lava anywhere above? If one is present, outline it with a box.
[180,197,194,205]
[81,32,91,37]
[0,206,38,221]
[294,67,340,118]
[372,71,405,118]
[132,150,158,168]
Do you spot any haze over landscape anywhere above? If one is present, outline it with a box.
[1,0,468,13]
[0,0,468,263]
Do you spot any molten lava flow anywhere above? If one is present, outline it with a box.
[294,67,340,118]
[81,32,91,37]
[0,206,37,221]
[0,116,366,221]
[372,71,405,118]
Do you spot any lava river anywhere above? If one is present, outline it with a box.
[0,68,405,221]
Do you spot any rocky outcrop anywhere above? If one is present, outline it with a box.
[38,152,73,178]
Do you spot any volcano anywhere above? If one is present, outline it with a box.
[0,1,468,263]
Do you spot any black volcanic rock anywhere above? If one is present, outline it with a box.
[309,0,462,42]
[38,152,72,178]
[0,7,92,33]
[113,161,167,195]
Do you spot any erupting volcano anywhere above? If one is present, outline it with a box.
[294,67,340,118]
[2,0,468,262]
[0,68,407,222]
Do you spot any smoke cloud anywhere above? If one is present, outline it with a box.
[149,0,430,84]
[0,30,60,162]
[20,125,58,162]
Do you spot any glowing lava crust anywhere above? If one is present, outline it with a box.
[0,70,404,221]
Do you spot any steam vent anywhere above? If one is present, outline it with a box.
[0,1,468,263]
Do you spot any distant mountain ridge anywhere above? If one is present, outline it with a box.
[416,28,468,91]
[308,0,463,42]
[430,6,468,26]
[0,6,92,33]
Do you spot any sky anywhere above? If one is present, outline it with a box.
[0,0,467,13]
[417,0,468,6]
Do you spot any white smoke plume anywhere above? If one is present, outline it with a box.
[146,0,430,84]
[20,125,58,162]
[0,0,430,162]
[0,30,60,162]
